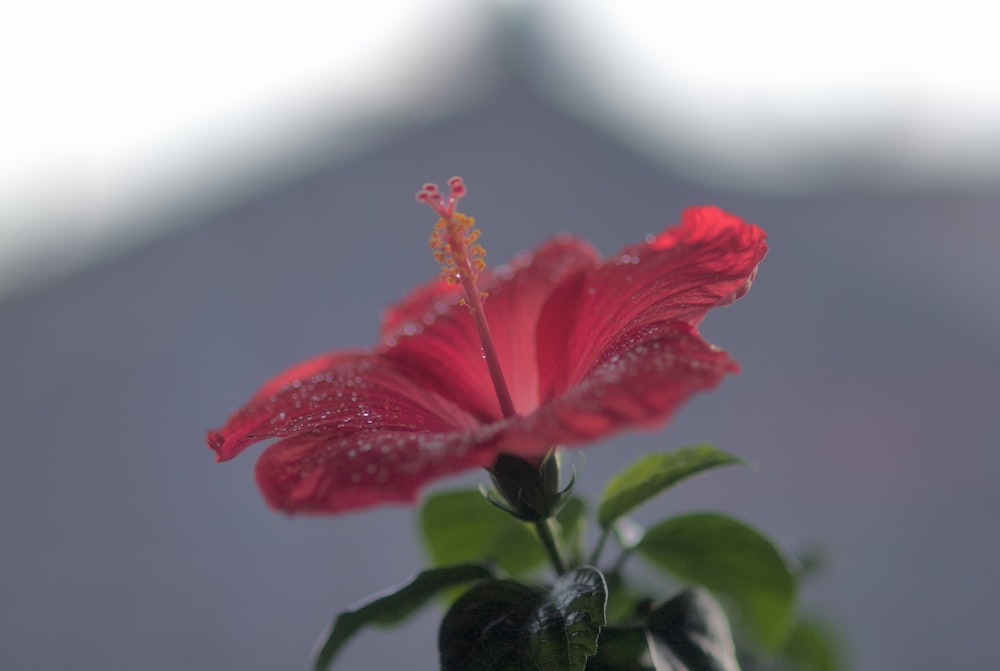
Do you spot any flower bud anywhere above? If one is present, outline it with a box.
[487,451,569,521]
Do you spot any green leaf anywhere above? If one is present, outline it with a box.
[439,567,608,671]
[598,447,743,529]
[636,513,797,652]
[421,489,547,575]
[602,570,652,626]
[312,564,494,671]
[646,588,741,671]
[528,567,609,669]
[586,628,654,671]
[781,615,847,671]
[439,580,542,671]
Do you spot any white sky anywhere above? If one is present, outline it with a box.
[534,0,1000,189]
[2,0,998,297]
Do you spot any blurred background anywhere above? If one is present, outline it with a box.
[2,1,997,669]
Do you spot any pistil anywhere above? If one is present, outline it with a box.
[417,177,517,419]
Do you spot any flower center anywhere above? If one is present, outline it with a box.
[417,177,517,419]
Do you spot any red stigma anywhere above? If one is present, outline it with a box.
[416,177,466,220]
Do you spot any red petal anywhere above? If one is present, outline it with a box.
[376,237,600,419]
[209,209,764,514]
[536,206,766,398]
[478,237,600,414]
[206,352,476,462]
[503,320,738,456]
[253,424,503,513]
[379,279,462,337]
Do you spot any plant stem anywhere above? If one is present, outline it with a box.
[611,546,634,575]
[588,526,611,567]
[534,519,566,575]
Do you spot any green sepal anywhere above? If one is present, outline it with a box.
[489,451,572,521]
[636,513,797,652]
[312,563,494,671]
[439,567,608,671]
[646,588,741,671]
[598,447,743,529]
[420,489,547,575]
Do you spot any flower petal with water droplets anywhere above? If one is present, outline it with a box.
[503,320,738,456]
[207,352,477,462]
[535,206,766,399]
[254,424,504,513]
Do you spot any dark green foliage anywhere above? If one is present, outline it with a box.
[314,450,839,670]
[312,564,495,671]
[598,447,743,529]
[421,489,548,575]
[646,588,740,671]
[439,568,608,671]
[637,514,797,652]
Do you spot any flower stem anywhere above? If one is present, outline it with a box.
[534,518,566,576]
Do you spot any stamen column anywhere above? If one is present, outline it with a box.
[418,178,517,419]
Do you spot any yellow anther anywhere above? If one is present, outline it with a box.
[428,212,487,287]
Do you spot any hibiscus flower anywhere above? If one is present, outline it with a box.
[207,178,767,514]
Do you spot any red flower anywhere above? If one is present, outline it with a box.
[207,179,767,514]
